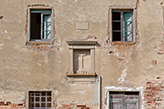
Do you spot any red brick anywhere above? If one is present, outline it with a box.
[152,60,157,65]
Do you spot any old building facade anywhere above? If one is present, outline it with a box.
[0,0,164,108]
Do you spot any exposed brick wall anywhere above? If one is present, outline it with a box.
[58,104,91,109]
[26,39,61,52]
[0,102,24,109]
[144,77,164,108]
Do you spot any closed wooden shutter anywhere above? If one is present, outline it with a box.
[110,92,139,109]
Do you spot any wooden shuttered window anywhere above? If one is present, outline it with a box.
[110,92,139,109]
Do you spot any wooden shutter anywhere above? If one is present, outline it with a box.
[110,92,139,109]
[110,94,124,109]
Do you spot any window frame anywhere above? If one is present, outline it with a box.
[109,7,136,44]
[27,90,53,109]
[27,7,54,43]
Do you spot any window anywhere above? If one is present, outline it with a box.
[112,10,133,42]
[109,92,139,109]
[29,91,52,109]
[30,9,52,41]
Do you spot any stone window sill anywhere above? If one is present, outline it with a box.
[67,73,97,77]
[26,40,52,46]
[112,41,135,45]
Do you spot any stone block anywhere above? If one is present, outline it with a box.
[75,22,89,30]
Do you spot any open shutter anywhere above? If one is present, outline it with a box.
[123,12,133,42]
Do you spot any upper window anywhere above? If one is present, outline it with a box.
[30,9,52,41]
[112,10,133,42]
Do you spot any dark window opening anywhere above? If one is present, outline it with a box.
[110,91,139,109]
[112,10,133,42]
[29,91,51,109]
[30,9,52,41]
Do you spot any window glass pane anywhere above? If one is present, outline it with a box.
[43,15,51,39]
[29,97,34,102]
[41,97,46,101]
[47,103,51,107]
[112,22,121,30]
[123,32,133,41]
[29,103,34,107]
[35,97,40,101]
[112,12,121,20]
[43,31,51,39]
[123,21,132,32]
[124,12,132,21]
[35,92,40,96]
[29,92,34,96]
[35,103,40,107]
[43,23,51,31]
[47,97,51,102]
[112,32,121,41]
[44,15,51,22]
[41,92,46,96]
[47,92,51,96]
[41,103,46,107]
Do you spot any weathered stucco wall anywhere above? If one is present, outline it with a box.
[0,0,164,108]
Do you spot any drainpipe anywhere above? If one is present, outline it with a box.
[98,76,101,109]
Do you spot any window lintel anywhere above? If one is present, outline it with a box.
[66,41,97,45]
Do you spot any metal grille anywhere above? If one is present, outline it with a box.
[29,91,51,109]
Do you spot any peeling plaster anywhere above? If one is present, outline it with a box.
[5,30,7,33]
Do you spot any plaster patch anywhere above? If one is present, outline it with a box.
[118,67,127,83]
[121,68,127,78]
[5,30,7,33]
[36,62,41,66]
[118,77,125,82]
